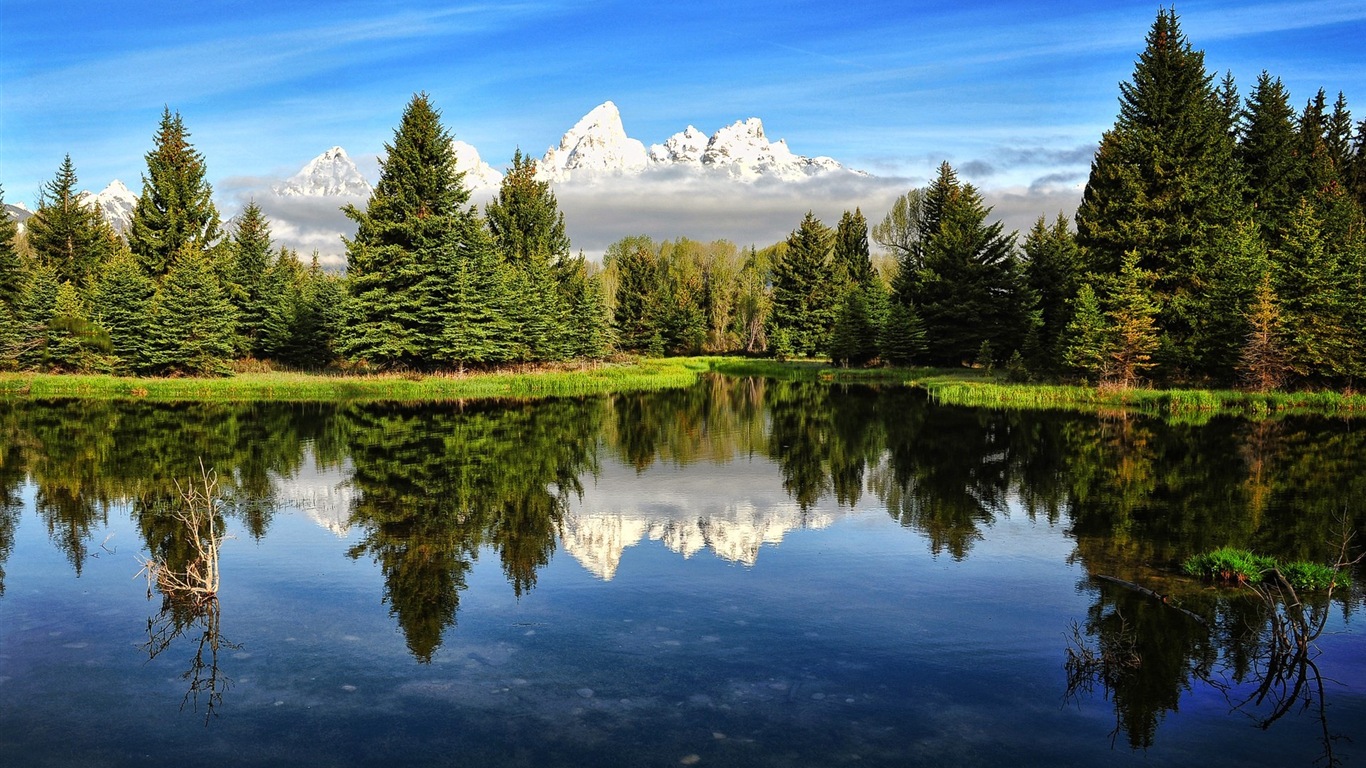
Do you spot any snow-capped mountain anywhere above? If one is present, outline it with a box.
[537,101,649,183]
[79,180,138,233]
[3,201,31,231]
[273,146,372,197]
[538,102,861,183]
[452,140,503,191]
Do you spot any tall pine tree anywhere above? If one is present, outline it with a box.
[26,156,117,287]
[340,93,473,369]
[768,212,837,358]
[1075,9,1250,380]
[128,109,223,279]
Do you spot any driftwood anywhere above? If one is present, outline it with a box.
[1094,574,1209,626]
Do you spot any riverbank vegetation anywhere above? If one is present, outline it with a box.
[3,10,1365,403]
[1183,547,1351,591]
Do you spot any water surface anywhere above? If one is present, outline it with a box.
[1,378,1362,766]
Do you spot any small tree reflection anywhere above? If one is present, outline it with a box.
[1065,532,1360,765]
[137,464,238,724]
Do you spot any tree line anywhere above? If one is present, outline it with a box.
[3,10,1365,389]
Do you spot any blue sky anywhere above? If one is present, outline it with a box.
[3,0,1365,255]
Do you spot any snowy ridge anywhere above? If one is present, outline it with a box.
[539,102,862,183]
[273,146,372,197]
[79,180,138,233]
[537,101,649,183]
[559,503,835,580]
[452,140,503,191]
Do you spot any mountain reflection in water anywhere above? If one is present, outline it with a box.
[0,375,1362,766]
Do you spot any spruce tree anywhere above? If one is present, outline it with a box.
[227,202,274,358]
[1238,72,1300,244]
[90,249,156,373]
[26,155,117,286]
[832,208,874,288]
[1273,198,1351,384]
[611,237,662,353]
[1075,9,1250,379]
[1021,213,1082,373]
[127,109,223,279]
[0,185,25,315]
[908,162,1024,365]
[879,301,927,367]
[1062,283,1112,383]
[768,212,837,358]
[1238,272,1290,392]
[14,263,61,369]
[143,248,238,375]
[1106,252,1161,389]
[43,283,114,374]
[430,219,515,368]
[341,94,476,369]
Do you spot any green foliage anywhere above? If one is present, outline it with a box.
[90,249,155,373]
[904,163,1025,365]
[340,93,473,369]
[143,248,238,376]
[1183,547,1350,590]
[1062,284,1111,382]
[879,301,928,367]
[26,155,117,286]
[1076,10,1250,380]
[610,236,662,353]
[42,283,114,374]
[227,202,274,358]
[1237,272,1290,392]
[1107,252,1161,388]
[769,212,837,357]
[828,281,883,367]
[1022,213,1082,373]
[128,109,223,279]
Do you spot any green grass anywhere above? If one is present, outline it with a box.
[0,357,716,403]
[1182,547,1351,591]
[910,375,1366,420]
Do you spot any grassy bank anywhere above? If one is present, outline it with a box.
[0,357,714,403]
[915,376,1366,420]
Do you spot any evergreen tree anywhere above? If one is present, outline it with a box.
[611,237,662,353]
[128,109,223,279]
[907,162,1024,365]
[340,93,472,369]
[0,185,25,315]
[227,202,274,358]
[1325,92,1354,175]
[42,283,114,374]
[878,301,927,367]
[485,150,570,268]
[26,155,117,286]
[14,263,61,369]
[1238,72,1300,244]
[768,212,837,357]
[1062,283,1112,383]
[430,219,516,368]
[828,280,884,367]
[1238,272,1290,392]
[832,208,874,288]
[1272,199,1351,384]
[1075,9,1250,379]
[143,248,238,375]
[90,249,156,373]
[561,256,612,359]
[1021,213,1082,372]
[1106,252,1161,389]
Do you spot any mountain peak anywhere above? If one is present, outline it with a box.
[274,146,372,197]
[77,179,138,233]
[537,101,649,182]
[451,140,503,191]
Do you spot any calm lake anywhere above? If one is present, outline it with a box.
[1,376,1363,767]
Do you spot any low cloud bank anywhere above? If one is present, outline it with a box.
[216,167,1084,268]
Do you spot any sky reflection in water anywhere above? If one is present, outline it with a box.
[0,378,1362,767]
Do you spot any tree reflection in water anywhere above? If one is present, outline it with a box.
[0,380,1361,746]
[137,468,238,724]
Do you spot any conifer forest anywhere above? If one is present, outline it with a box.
[3,10,1366,393]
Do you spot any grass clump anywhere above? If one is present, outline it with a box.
[1182,547,1351,591]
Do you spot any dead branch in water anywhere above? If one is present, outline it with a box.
[1093,574,1209,626]
[136,461,228,605]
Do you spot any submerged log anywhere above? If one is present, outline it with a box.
[1094,574,1209,626]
